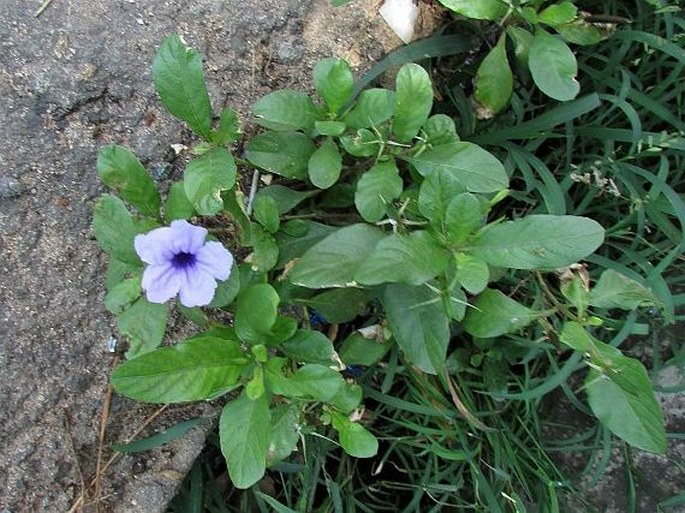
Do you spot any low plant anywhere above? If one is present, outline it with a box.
[92,20,677,508]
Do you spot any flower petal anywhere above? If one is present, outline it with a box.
[178,268,218,307]
[170,220,208,253]
[195,241,234,280]
[134,227,175,265]
[141,263,181,303]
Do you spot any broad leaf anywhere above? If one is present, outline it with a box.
[468,215,605,269]
[403,142,509,193]
[220,393,271,489]
[454,253,489,294]
[249,223,279,272]
[276,221,337,268]
[418,171,466,225]
[281,330,335,364]
[339,332,392,366]
[330,411,378,458]
[105,275,142,315]
[302,288,368,324]
[153,34,212,139]
[590,270,657,310]
[165,181,195,221]
[339,128,380,157]
[529,31,580,101]
[289,224,385,288]
[355,231,449,286]
[436,0,508,20]
[385,283,450,374]
[344,88,396,129]
[423,114,458,145]
[256,185,315,215]
[111,336,247,402]
[208,262,241,308]
[474,33,513,118]
[354,160,403,222]
[235,283,280,344]
[184,148,237,215]
[246,131,317,179]
[211,107,241,145]
[462,289,534,338]
[556,20,603,46]
[97,145,160,217]
[315,120,346,136]
[308,138,342,189]
[313,58,354,114]
[267,404,300,465]
[252,90,318,131]
[253,195,280,234]
[444,192,483,244]
[329,382,363,414]
[538,2,578,27]
[92,195,140,264]
[393,63,433,143]
[265,360,344,402]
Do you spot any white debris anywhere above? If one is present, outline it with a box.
[379,0,420,44]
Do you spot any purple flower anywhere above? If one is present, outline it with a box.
[134,220,234,307]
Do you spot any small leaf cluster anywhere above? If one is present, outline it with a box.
[93,31,669,493]
[437,0,617,116]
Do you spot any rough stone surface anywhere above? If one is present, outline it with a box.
[0,1,397,511]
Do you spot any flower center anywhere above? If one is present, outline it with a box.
[171,251,197,270]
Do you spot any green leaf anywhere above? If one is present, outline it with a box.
[454,253,489,294]
[355,231,449,286]
[462,289,534,338]
[249,223,279,272]
[483,358,508,396]
[339,331,392,366]
[555,20,603,46]
[436,0,508,20]
[246,131,317,179]
[212,107,241,145]
[354,160,404,222]
[590,270,657,310]
[265,361,344,402]
[423,114,458,145]
[184,148,237,215]
[208,262,241,308]
[343,88,396,129]
[97,145,160,217]
[313,58,354,114]
[586,368,666,454]
[119,298,168,359]
[403,142,509,193]
[315,120,346,136]
[178,304,209,328]
[92,194,140,264]
[444,192,483,244]
[302,288,368,324]
[385,283,450,374]
[235,283,280,344]
[281,330,335,364]
[474,33,513,118]
[538,2,578,27]
[393,63,433,143]
[339,128,380,157]
[330,411,378,458]
[275,221,337,268]
[106,258,140,292]
[308,138,342,189]
[267,404,301,465]
[252,90,318,132]
[418,171,466,225]
[220,392,271,489]
[507,26,534,69]
[255,185,315,215]
[153,34,212,139]
[529,31,580,101]
[111,418,203,453]
[165,181,195,221]
[289,224,385,288]
[105,275,142,315]
[329,382,363,414]
[253,195,280,234]
[111,336,247,402]
[468,215,605,270]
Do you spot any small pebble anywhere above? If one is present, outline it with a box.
[0,177,24,200]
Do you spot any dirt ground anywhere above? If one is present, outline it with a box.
[0,1,399,511]
[1,1,683,512]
